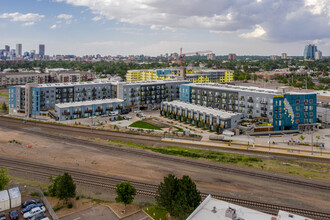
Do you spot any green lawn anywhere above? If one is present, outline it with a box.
[129,121,163,130]
[0,93,9,98]
[144,206,168,220]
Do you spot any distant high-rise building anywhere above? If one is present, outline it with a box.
[228,53,237,60]
[270,55,279,60]
[5,45,10,52]
[303,44,317,59]
[16,44,22,57]
[281,53,287,59]
[315,50,322,60]
[39,44,45,58]
[207,53,215,60]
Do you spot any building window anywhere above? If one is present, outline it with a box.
[309,106,313,111]
[309,119,313,123]
[309,99,313,104]
[309,112,313,117]
[296,106,300,111]
[296,119,299,124]
[296,113,300,117]
[296,100,300,104]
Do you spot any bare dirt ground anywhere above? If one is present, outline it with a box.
[0,126,330,213]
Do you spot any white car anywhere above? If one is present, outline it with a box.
[40,218,50,220]
[23,207,45,219]
[134,110,141,113]
[109,111,118,116]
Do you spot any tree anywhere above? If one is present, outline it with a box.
[0,167,9,190]
[156,174,201,220]
[1,102,7,111]
[115,182,136,210]
[48,173,76,203]
[56,173,76,203]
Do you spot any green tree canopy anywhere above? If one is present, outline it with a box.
[115,182,136,209]
[156,174,201,220]
[48,173,76,203]
[1,102,7,111]
[0,167,9,190]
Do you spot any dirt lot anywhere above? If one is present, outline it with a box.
[0,88,9,105]
[0,125,330,213]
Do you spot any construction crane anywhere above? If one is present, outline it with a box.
[179,48,212,67]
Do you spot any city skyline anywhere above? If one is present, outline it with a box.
[0,0,329,56]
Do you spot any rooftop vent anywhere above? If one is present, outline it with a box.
[212,206,217,213]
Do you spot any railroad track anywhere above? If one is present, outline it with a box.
[1,157,330,220]
[2,116,330,163]
[1,117,330,191]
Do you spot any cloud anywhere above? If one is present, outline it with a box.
[50,24,57,29]
[54,0,330,42]
[0,12,44,26]
[57,13,73,24]
[240,25,266,38]
[57,14,73,20]
[92,16,102,21]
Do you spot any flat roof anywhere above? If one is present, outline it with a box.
[119,80,188,86]
[188,83,280,95]
[162,101,242,119]
[187,195,273,220]
[55,98,124,108]
[31,80,114,88]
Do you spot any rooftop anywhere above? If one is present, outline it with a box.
[162,101,242,119]
[187,195,312,220]
[55,98,124,108]
[187,195,273,220]
[16,80,115,88]
[119,80,188,86]
[188,83,280,95]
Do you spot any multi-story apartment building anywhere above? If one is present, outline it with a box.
[0,71,96,87]
[117,80,189,110]
[9,80,189,117]
[0,72,51,86]
[161,101,243,132]
[55,98,124,121]
[9,81,116,117]
[179,83,317,131]
[126,69,234,83]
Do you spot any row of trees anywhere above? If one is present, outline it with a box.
[0,166,201,219]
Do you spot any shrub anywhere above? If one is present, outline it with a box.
[30,192,40,197]
[67,202,73,209]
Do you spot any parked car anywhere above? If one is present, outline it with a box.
[136,113,146,117]
[134,110,141,113]
[125,115,132,119]
[97,120,103,124]
[22,204,37,214]
[0,212,6,220]
[23,207,45,219]
[22,203,44,214]
[21,199,41,209]
[109,117,116,121]
[9,210,18,220]
[28,212,45,220]
[40,218,50,220]
[109,111,118,116]
[121,109,130,114]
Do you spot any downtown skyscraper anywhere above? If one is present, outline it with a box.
[303,44,317,59]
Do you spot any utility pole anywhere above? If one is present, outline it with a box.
[268,126,270,151]
[306,73,308,90]
[311,129,313,155]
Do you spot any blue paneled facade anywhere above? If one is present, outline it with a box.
[180,84,191,102]
[8,86,16,109]
[273,94,317,131]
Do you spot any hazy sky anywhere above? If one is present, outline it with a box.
[0,0,329,56]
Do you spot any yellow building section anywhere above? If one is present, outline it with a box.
[225,71,234,82]
[126,70,158,82]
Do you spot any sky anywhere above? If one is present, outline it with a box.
[0,0,329,56]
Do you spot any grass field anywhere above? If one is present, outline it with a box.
[144,206,168,220]
[0,93,9,98]
[129,121,164,130]
[101,139,330,182]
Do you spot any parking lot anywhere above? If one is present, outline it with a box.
[1,196,51,220]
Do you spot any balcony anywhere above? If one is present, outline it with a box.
[240,104,245,107]
[247,98,253,103]
[261,107,267,111]
[261,113,267,117]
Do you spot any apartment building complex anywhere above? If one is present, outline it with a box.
[126,69,234,83]
[179,83,317,131]
[55,98,124,121]
[0,72,51,86]
[161,101,243,132]
[9,80,188,117]
[117,80,189,110]
[0,71,95,87]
